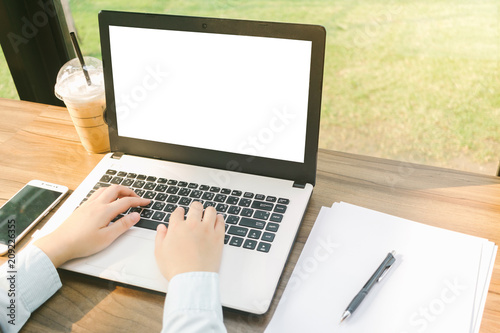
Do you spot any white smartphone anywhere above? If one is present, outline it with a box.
[0,180,68,255]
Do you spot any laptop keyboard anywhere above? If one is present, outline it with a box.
[80,169,290,253]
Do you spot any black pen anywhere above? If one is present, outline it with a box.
[340,251,396,323]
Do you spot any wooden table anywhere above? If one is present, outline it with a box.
[1,97,499,332]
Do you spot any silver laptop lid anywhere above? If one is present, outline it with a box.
[99,11,325,186]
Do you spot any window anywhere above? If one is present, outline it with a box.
[2,0,499,175]
[0,49,18,99]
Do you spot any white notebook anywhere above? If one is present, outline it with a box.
[265,202,497,333]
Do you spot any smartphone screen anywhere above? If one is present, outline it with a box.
[0,185,66,245]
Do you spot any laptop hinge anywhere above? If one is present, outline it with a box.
[293,181,306,189]
[111,152,124,160]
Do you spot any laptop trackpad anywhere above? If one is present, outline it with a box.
[85,233,163,281]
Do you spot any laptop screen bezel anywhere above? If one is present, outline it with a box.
[99,10,325,186]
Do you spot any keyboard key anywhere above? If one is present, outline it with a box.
[251,201,274,211]
[140,209,154,219]
[240,208,253,217]
[210,186,220,193]
[254,210,270,220]
[243,239,257,250]
[117,171,128,177]
[270,213,283,222]
[106,169,117,175]
[135,218,160,230]
[228,206,241,215]
[144,191,156,199]
[152,201,166,211]
[122,178,134,186]
[157,178,168,184]
[266,196,277,202]
[278,198,290,205]
[146,176,157,182]
[274,204,287,214]
[132,180,146,188]
[224,235,230,244]
[167,195,180,204]
[257,242,271,253]
[226,215,239,224]
[110,176,123,184]
[188,183,198,189]
[266,223,280,232]
[127,173,137,178]
[216,203,228,213]
[229,236,243,247]
[134,189,145,197]
[144,182,156,190]
[248,229,262,239]
[202,192,215,200]
[155,193,168,201]
[190,190,203,198]
[137,174,147,180]
[155,184,167,192]
[226,196,239,205]
[152,211,166,221]
[214,194,227,202]
[164,204,177,212]
[99,175,112,182]
[239,217,265,230]
[221,188,231,194]
[130,207,142,214]
[262,232,275,242]
[231,190,242,196]
[204,201,216,208]
[243,192,254,198]
[199,185,210,191]
[228,225,248,237]
[166,186,179,194]
[238,198,252,207]
[179,197,192,206]
[167,179,178,185]
[178,181,188,187]
[178,188,191,196]
[94,182,111,190]
[255,194,265,200]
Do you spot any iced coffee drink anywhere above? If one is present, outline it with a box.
[55,57,110,153]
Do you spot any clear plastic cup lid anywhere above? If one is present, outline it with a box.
[55,56,104,101]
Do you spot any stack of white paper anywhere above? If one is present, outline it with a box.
[265,202,497,333]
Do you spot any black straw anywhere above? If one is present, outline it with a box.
[70,32,92,86]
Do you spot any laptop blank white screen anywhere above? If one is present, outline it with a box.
[109,26,312,163]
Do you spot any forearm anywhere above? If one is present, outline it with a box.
[0,244,62,332]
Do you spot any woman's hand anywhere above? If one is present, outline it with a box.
[34,185,150,267]
[154,201,225,281]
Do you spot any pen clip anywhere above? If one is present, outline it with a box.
[377,265,392,282]
[377,254,396,282]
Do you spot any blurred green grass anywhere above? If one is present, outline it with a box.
[1,0,498,173]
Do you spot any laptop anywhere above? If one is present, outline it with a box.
[37,10,325,315]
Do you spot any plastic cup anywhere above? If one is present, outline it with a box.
[55,57,110,153]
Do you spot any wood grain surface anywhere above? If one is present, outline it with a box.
[0,98,498,332]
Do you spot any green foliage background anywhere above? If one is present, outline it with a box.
[1,0,498,172]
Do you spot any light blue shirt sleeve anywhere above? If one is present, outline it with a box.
[0,244,62,333]
[162,271,227,333]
